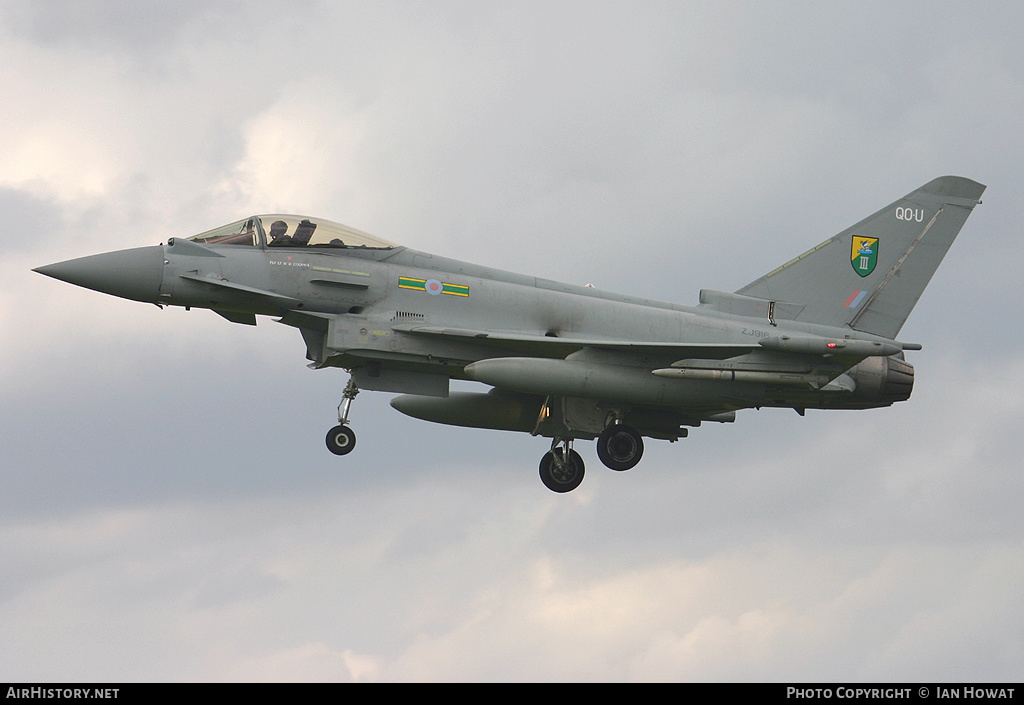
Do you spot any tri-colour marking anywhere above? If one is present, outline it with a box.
[843,290,869,308]
[398,276,469,297]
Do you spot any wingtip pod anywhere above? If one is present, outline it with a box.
[758,336,902,357]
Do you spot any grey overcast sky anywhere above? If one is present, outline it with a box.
[2,1,1022,682]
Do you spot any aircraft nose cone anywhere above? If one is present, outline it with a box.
[34,245,165,303]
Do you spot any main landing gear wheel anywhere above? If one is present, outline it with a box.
[325,425,356,455]
[597,424,644,471]
[539,443,585,493]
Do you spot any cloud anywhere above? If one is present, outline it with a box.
[3,488,1019,681]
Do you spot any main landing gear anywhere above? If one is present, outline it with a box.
[539,437,585,493]
[537,423,646,492]
[325,377,359,456]
[596,423,644,471]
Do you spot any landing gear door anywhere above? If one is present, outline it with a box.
[352,364,449,397]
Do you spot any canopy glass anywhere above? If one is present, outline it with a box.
[190,215,397,250]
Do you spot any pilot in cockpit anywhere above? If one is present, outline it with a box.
[267,220,292,247]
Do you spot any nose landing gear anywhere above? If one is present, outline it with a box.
[326,376,359,456]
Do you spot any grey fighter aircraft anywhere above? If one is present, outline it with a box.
[34,176,984,492]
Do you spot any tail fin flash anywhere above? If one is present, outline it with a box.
[736,176,985,339]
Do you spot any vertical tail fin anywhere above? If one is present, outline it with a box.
[736,176,985,339]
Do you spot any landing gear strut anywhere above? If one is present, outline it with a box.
[539,437,585,493]
[326,376,359,456]
[596,423,644,471]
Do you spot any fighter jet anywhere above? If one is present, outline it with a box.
[34,176,984,492]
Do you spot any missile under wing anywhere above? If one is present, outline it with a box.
[34,176,985,492]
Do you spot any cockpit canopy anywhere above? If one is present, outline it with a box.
[189,215,397,250]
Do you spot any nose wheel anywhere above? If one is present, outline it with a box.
[326,376,359,456]
[325,424,356,455]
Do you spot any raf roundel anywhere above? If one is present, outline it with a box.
[425,278,444,295]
